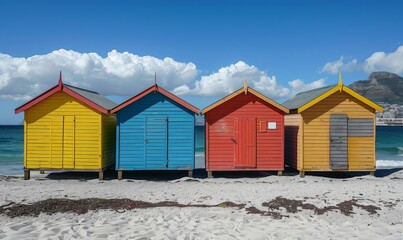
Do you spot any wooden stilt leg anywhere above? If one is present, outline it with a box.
[24,170,30,180]
[299,171,305,178]
[207,171,213,179]
[370,171,375,176]
[118,170,123,180]
[99,171,104,181]
[277,171,282,176]
[188,170,193,178]
[40,171,45,174]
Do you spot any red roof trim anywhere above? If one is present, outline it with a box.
[15,84,109,114]
[63,87,109,114]
[15,85,59,114]
[111,84,199,114]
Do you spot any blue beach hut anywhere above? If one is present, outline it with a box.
[111,84,199,179]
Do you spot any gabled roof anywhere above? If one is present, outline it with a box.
[282,85,336,110]
[63,84,116,110]
[111,84,199,114]
[201,81,289,114]
[282,74,383,113]
[15,72,116,114]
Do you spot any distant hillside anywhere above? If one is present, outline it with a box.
[349,72,403,104]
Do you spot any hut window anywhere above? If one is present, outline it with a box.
[268,122,277,130]
[348,118,374,137]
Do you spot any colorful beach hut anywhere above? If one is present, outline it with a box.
[15,73,117,180]
[282,75,383,176]
[201,82,289,178]
[111,84,199,180]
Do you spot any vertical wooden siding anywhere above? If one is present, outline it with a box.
[206,93,284,171]
[284,114,302,170]
[25,92,102,170]
[301,91,375,171]
[116,92,195,170]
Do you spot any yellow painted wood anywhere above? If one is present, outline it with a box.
[298,87,339,113]
[297,84,383,113]
[343,86,383,112]
[24,92,114,171]
[300,91,376,172]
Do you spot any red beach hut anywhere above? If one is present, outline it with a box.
[201,82,289,177]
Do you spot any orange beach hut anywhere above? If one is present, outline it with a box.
[282,75,383,176]
[15,73,117,180]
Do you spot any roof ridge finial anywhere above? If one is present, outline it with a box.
[244,79,248,94]
[58,71,63,91]
[338,72,343,92]
[154,72,158,92]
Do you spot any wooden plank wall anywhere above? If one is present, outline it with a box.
[284,114,302,170]
[301,91,375,171]
[116,92,195,170]
[25,92,102,170]
[206,93,284,171]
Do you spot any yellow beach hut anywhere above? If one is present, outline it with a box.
[15,73,117,180]
[282,74,383,176]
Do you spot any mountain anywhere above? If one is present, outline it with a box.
[349,72,403,104]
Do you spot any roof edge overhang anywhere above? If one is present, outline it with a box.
[297,85,383,113]
[111,84,199,114]
[15,84,110,114]
[201,87,289,115]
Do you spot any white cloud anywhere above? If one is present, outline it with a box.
[173,61,291,99]
[0,50,327,102]
[321,46,403,75]
[288,78,326,95]
[321,57,345,75]
[173,61,326,99]
[0,49,197,101]
[364,46,403,74]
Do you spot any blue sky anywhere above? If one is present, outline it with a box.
[1,0,403,124]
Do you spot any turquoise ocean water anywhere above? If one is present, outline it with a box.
[0,125,402,175]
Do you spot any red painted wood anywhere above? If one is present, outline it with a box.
[234,118,256,168]
[205,92,284,171]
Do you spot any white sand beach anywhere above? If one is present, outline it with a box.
[0,170,403,239]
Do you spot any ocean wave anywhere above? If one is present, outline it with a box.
[376,160,403,168]
[398,147,403,151]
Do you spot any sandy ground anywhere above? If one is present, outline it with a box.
[0,169,403,239]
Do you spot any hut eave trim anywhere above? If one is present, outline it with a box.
[342,86,383,112]
[297,87,339,113]
[15,83,114,115]
[112,84,199,114]
[297,85,383,113]
[201,87,289,114]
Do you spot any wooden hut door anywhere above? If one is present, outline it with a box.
[62,116,75,169]
[330,114,348,170]
[145,116,168,168]
[234,118,256,168]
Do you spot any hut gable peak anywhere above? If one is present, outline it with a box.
[58,71,63,91]
[111,84,199,114]
[15,73,116,114]
[201,86,289,114]
[282,76,383,113]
